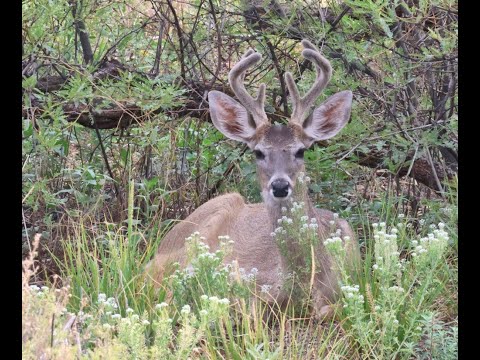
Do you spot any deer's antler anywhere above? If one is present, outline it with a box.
[228,49,268,126]
[285,40,333,125]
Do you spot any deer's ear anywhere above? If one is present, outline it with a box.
[302,90,352,142]
[208,91,256,143]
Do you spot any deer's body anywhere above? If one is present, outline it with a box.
[149,192,354,309]
[148,40,359,318]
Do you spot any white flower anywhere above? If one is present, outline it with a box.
[260,284,272,293]
[156,302,168,310]
[111,314,121,319]
[181,305,191,315]
[142,320,150,325]
[199,310,208,316]
[41,286,49,292]
[219,298,230,305]
[126,308,134,314]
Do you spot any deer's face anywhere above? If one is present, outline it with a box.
[252,124,307,202]
[208,40,353,205]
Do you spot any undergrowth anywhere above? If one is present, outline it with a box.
[23,182,457,359]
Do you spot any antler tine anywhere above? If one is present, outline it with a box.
[285,39,333,124]
[228,50,268,126]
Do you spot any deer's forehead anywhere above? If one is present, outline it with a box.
[256,124,303,149]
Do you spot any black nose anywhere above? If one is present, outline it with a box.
[271,179,290,198]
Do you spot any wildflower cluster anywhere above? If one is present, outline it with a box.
[199,295,230,320]
[324,218,453,358]
[410,223,449,271]
[323,216,352,280]
[371,222,402,286]
[341,285,364,307]
[236,265,258,283]
[273,201,320,268]
[169,232,251,317]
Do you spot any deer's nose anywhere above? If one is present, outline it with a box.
[271,179,290,198]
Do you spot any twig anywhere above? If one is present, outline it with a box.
[69,0,93,64]
[50,313,55,348]
[207,0,222,89]
[265,39,288,116]
[150,18,165,76]
[90,113,121,200]
[424,145,445,196]
[166,0,186,80]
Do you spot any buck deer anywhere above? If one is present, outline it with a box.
[148,40,358,319]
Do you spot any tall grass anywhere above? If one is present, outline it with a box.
[57,180,165,315]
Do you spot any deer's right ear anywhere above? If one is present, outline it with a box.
[208,91,256,144]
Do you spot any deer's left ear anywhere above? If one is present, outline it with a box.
[302,90,352,142]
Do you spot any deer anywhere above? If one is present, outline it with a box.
[147,39,359,320]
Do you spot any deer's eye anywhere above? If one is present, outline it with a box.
[295,148,305,159]
[254,150,265,160]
